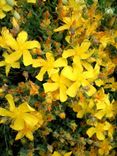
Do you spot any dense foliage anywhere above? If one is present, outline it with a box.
[0,0,117,155]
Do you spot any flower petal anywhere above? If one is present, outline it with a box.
[97,132,105,140]
[60,84,67,102]
[23,50,33,66]
[0,108,12,117]
[5,94,15,111]
[77,110,84,118]
[36,67,46,81]
[17,31,28,43]
[11,62,20,68]
[50,73,60,82]
[15,131,24,140]
[95,110,105,120]
[23,113,38,127]
[3,5,12,11]
[5,51,22,63]
[25,41,40,49]
[0,10,6,19]
[86,127,95,138]
[54,57,67,67]
[11,118,24,130]
[0,61,5,67]
[62,66,76,81]
[46,52,54,62]
[52,151,61,156]
[86,85,96,96]
[5,65,11,76]
[18,102,35,112]
[32,58,45,67]
[54,25,69,32]
[26,131,34,141]
[67,82,80,97]
[64,152,72,156]
[43,83,58,93]
[79,40,91,53]
[62,49,75,58]
[5,33,17,50]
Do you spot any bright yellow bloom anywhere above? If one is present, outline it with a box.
[52,151,72,156]
[86,121,111,140]
[104,121,114,139]
[94,89,115,119]
[0,0,12,19]
[43,73,71,102]
[67,0,85,13]
[33,52,67,81]
[54,14,84,32]
[99,32,115,48]
[84,2,102,36]
[0,52,20,76]
[0,27,11,48]
[0,35,7,48]
[3,29,40,66]
[15,112,43,141]
[0,94,39,131]
[62,40,92,61]
[98,140,112,155]
[61,63,99,97]
[72,99,94,118]
[95,79,104,87]
[15,124,35,141]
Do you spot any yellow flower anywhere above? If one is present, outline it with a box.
[0,0,12,19]
[99,32,115,48]
[43,73,71,102]
[62,40,92,61]
[72,99,94,118]
[61,63,98,97]
[0,27,11,48]
[3,29,40,66]
[33,52,67,81]
[15,112,43,141]
[0,94,39,131]
[98,140,112,155]
[67,0,85,13]
[94,89,115,119]
[95,100,114,120]
[104,121,114,139]
[54,14,84,32]
[0,52,20,76]
[86,121,111,140]
[15,124,35,141]
[62,40,94,69]
[95,79,104,87]
[52,151,72,156]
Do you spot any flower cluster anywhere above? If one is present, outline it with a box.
[0,94,43,140]
[0,0,116,155]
